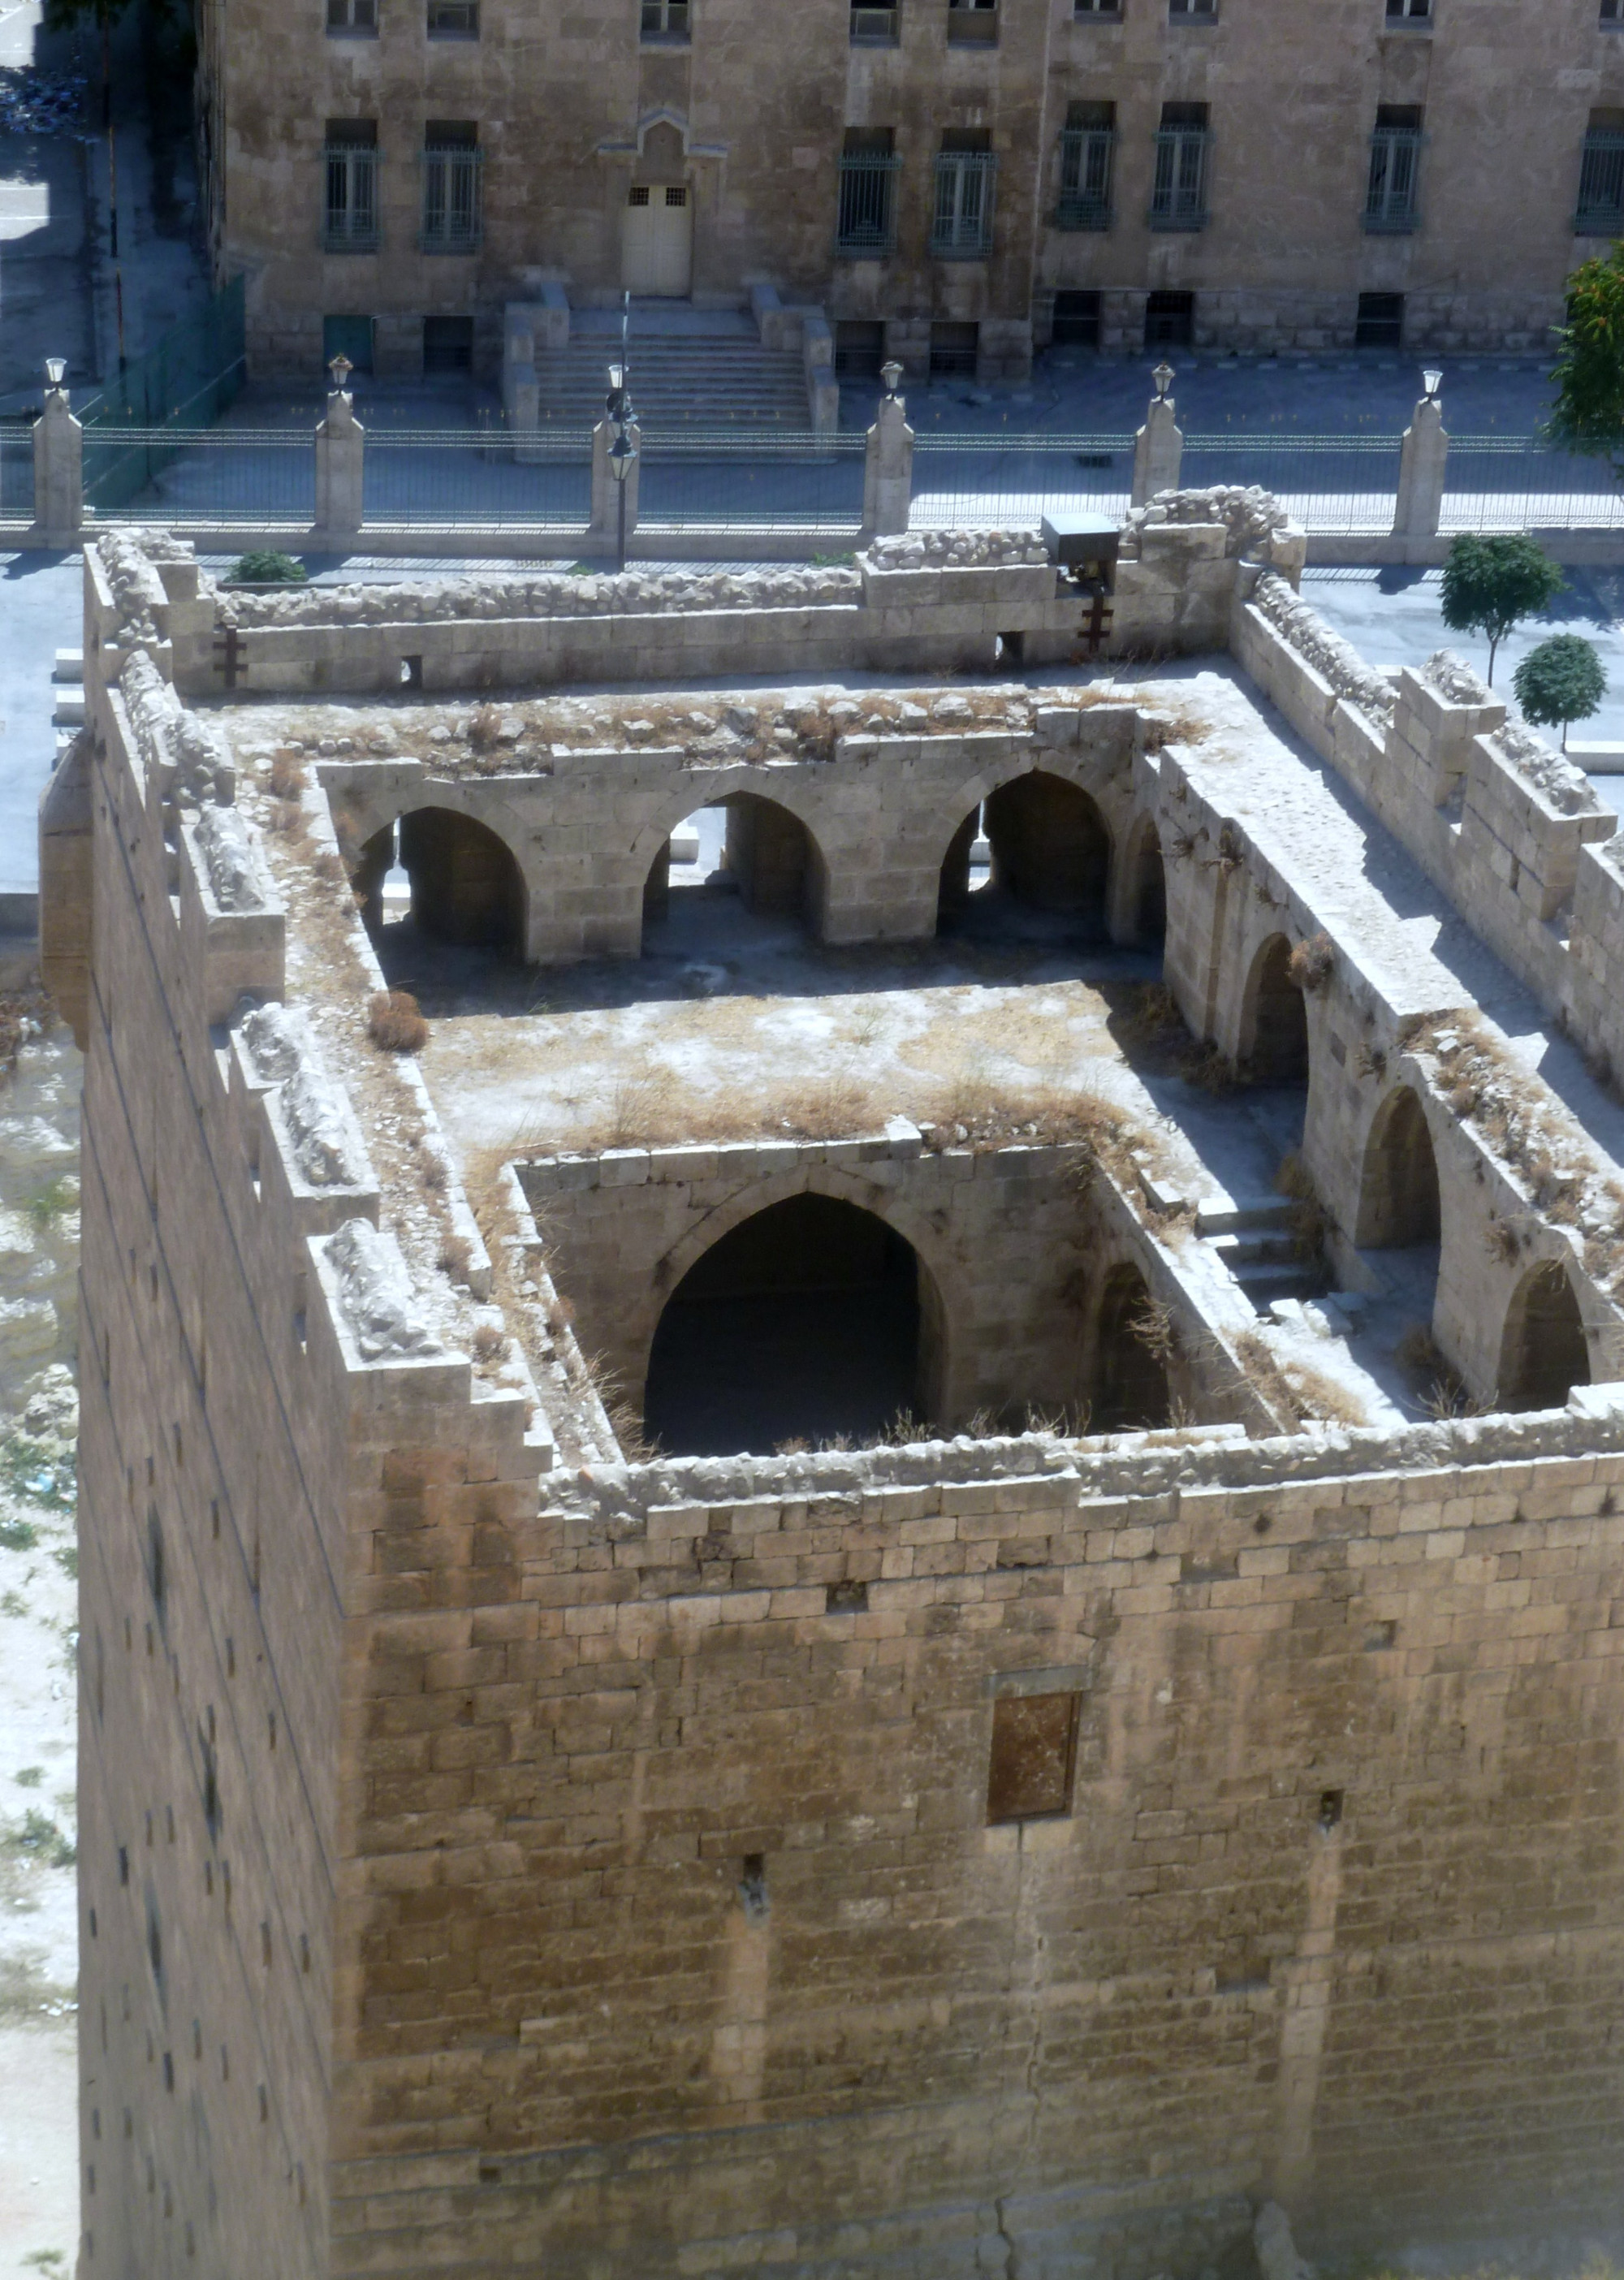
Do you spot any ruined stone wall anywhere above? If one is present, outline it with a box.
[329,1413,1624,2278]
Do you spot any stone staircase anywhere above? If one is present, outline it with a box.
[1197,1195,1321,1315]
[531,326,815,430]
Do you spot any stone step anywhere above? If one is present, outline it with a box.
[530,336,816,427]
[1194,1194,1294,1237]
[52,688,85,728]
[53,648,83,683]
[1210,1230,1298,1269]
[1233,1259,1320,1311]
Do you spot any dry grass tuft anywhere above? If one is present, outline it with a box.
[1484,1216,1521,1264]
[310,849,347,886]
[269,754,309,799]
[1235,1330,1366,1429]
[267,799,304,837]
[438,1233,473,1283]
[471,1322,506,1364]
[1288,933,1336,994]
[1182,1044,1246,1095]
[368,991,429,1054]
[1139,708,1211,754]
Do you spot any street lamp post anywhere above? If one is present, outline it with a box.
[605,340,637,575]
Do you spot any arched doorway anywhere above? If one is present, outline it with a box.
[983,772,1112,922]
[1244,935,1309,1084]
[643,1194,937,1455]
[1093,1262,1172,1431]
[1132,823,1166,948]
[1499,1260,1590,1411]
[383,807,525,952]
[642,795,822,950]
[1356,1088,1440,1248]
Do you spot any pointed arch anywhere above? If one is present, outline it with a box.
[1498,1259,1590,1411]
[1356,1085,1440,1248]
[1127,814,1166,947]
[395,805,526,953]
[984,771,1112,918]
[1094,1261,1171,1431]
[1241,933,1308,1083]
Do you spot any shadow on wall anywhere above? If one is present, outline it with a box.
[1499,1259,1591,1412]
[356,807,527,955]
[642,1193,941,1456]
[938,771,1114,935]
[1092,1261,1172,1431]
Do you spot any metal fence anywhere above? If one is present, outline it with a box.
[0,420,33,522]
[84,430,315,525]
[910,434,1134,528]
[361,430,592,525]
[1181,434,1406,534]
[1440,436,1624,533]
[637,431,868,529]
[79,275,248,512]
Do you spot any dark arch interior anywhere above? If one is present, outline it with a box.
[643,795,819,944]
[1358,1088,1440,1248]
[1093,1262,1172,1431]
[1247,937,1309,1084]
[643,1194,926,1456]
[360,809,525,954]
[1500,1261,1590,1412]
[986,772,1111,918]
[1134,829,1167,947]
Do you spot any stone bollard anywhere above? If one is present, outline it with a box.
[1393,380,1449,548]
[314,373,365,538]
[1130,361,1183,507]
[863,367,914,537]
[590,416,641,550]
[31,367,83,544]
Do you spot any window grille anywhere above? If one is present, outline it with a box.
[1365,107,1422,232]
[1168,0,1216,16]
[1057,104,1114,229]
[1577,124,1624,232]
[836,140,901,255]
[421,132,482,252]
[850,0,899,41]
[427,0,477,30]
[1385,0,1431,17]
[641,0,690,36]
[323,127,379,253]
[946,0,999,41]
[326,0,377,32]
[932,149,996,254]
[1151,106,1207,230]
[1073,0,1122,14]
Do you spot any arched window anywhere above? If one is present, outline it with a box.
[395,806,525,952]
[1244,935,1308,1084]
[1094,1261,1172,1431]
[644,1194,935,1455]
[1355,1086,1440,1249]
[1499,1259,1590,1412]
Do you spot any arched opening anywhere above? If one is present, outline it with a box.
[643,1193,936,1455]
[1356,1087,1440,1248]
[641,795,823,954]
[1132,824,1167,948]
[984,772,1111,920]
[1499,1260,1590,1412]
[1244,935,1309,1085]
[1092,1261,1172,1431]
[361,806,525,954]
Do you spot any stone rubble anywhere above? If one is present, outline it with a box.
[325,1216,443,1362]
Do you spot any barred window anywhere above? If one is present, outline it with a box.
[326,0,377,32]
[1385,0,1431,17]
[427,0,478,32]
[836,127,901,256]
[1073,0,1123,14]
[933,133,996,255]
[1057,100,1114,230]
[1168,0,1216,16]
[1151,101,1207,230]
[1605,0,1623,22]
[1578,110,1624,233]
[850,0,899,41]
[1365,103,1422,232]
[421,122,482,252]
[641,0,690,36]
[323,121,379,252]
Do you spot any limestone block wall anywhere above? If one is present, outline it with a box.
[330,1404,1624,2278]
[514,1126,1263,1436]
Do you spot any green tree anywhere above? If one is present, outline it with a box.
[1439,534,1565,685]
[1548,245,1624,480]
[1512,633,1608,751]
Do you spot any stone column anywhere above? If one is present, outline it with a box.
[862,380,914,538]
[590,417,641,547]
[31,380,83,544]
[1131,369,1183,507]
[1393,390,1449,544]
[314,383,365,538]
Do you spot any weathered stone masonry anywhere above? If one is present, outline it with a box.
[53,509,1624,2279]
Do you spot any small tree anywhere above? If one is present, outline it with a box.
[1512,633,1608,751]
[1439,534,1565,685]
[1547,246,1624,481]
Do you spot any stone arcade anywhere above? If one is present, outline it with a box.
[49,500,1624,2278]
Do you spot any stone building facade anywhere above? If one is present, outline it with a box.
[194,0,1624,387]
[49,504,1624,2277]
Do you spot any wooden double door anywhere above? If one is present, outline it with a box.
[622,182,693,296]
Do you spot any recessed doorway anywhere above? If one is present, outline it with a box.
[622,182,693,296]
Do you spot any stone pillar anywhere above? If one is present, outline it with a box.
[1393,391,1449,542]
[1131,374,1183,508]
[314,384,365,537]
[863,386,914,538]
[31,382,83,543]
[590,417,641,546]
